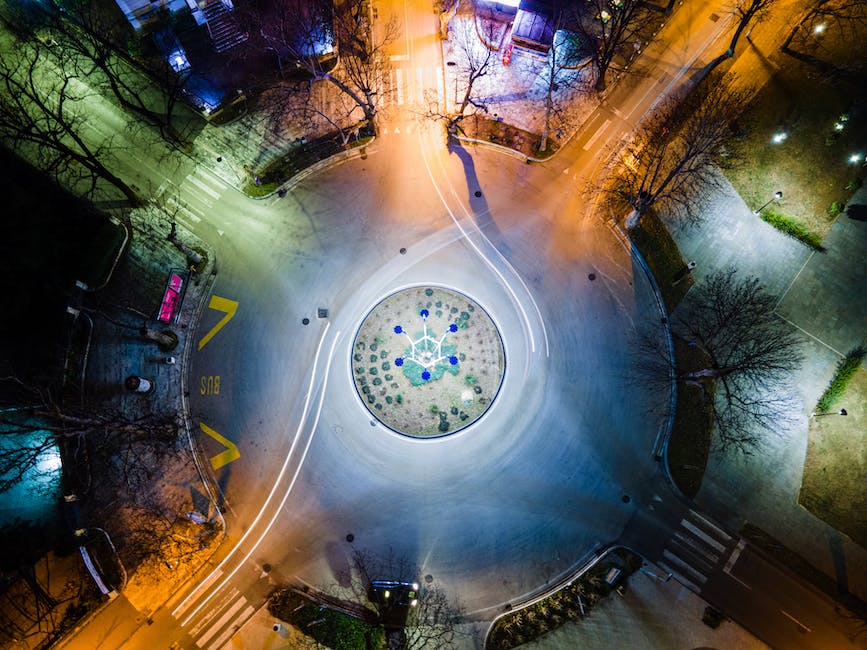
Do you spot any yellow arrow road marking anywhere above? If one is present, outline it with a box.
[198,296,239,351]
[199,423,240,469]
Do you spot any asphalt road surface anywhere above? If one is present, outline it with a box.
[26,0,861,647]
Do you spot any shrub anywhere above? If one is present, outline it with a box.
[758,209,824,250]
[827,201,844,218]
[816,346,866,412]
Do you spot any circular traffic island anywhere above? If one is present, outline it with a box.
[352,286,505,438]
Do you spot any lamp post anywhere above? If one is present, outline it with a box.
[810,409,847,417]
[754,191,783,215]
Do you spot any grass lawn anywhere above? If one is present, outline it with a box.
[725,49,867,241]
[799,367,867,549]
[666,336,714,499]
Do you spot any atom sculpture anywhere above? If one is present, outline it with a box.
[394,309,460,383]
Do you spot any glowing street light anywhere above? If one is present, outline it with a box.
[849,152,864,164]
[813,23,826,35]
[771,131,788,144]
[810,409,847,417]
[753,190,782,215]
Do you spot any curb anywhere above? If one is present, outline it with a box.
[482,544,636,649]
[82,217,130,292]
[174,224,227,539]
[264,139,376,198]
[605,217,679,494]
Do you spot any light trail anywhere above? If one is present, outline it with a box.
[174,323,333,623]
[418,126,549,359]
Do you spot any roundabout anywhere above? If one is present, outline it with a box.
[188,126,670,618]
[352,285,505,438]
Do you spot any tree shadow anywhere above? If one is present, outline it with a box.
[827,530,850,596]
[781,47,864,87]
[446,137,512,256]
[846,203,867,221]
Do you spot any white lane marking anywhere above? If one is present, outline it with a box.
[582,118,611,151]
[168,569,223,613]
[175,215,197,232]
[396,69,404,105]
[195,167,227,191]
[166,197,204,222]
[195,596,247,646]
[177,326,335,626]
[663,549,708,583]
[422,128,549,354]
[187,172,221,199]
[656,560,702,593]
[673,531,720,563]
[689,510,732,543]
[208,603,255,649]
[723,539,746,574]
[780,609,811,632]
[681,519,726,553]
[185,186,215,206]
[188,587,239,635]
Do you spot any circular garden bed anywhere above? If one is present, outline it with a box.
[352,286,505,438]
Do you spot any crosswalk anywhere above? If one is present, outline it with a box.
[168,569,257,649]
[656,509,738,594]
[157,165,229,233]
[378,64,445,111]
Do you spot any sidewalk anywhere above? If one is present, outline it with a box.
[54,212,225,647]
[670,178,867,603]
[653,0,867,602]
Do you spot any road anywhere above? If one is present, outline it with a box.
[23,0,861,648]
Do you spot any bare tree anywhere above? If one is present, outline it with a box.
[0,377,177,495]
[537,24,593,153]
[402,582,464,650]
[781,0,867,78]
[448,15,500,125]
[570,0,656,91]
[241,0,398,132]
[605,76,752,229]
[642,269,803,455]
[9,0,195,144]
[0,36,140,204]
[299,549,465,650]
[706,0,778,73]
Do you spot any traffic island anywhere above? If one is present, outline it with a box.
[486,548,644,649]
[352,286,505,438]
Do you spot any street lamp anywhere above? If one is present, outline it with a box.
[810,409,847,417]
[753,191,783,215]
